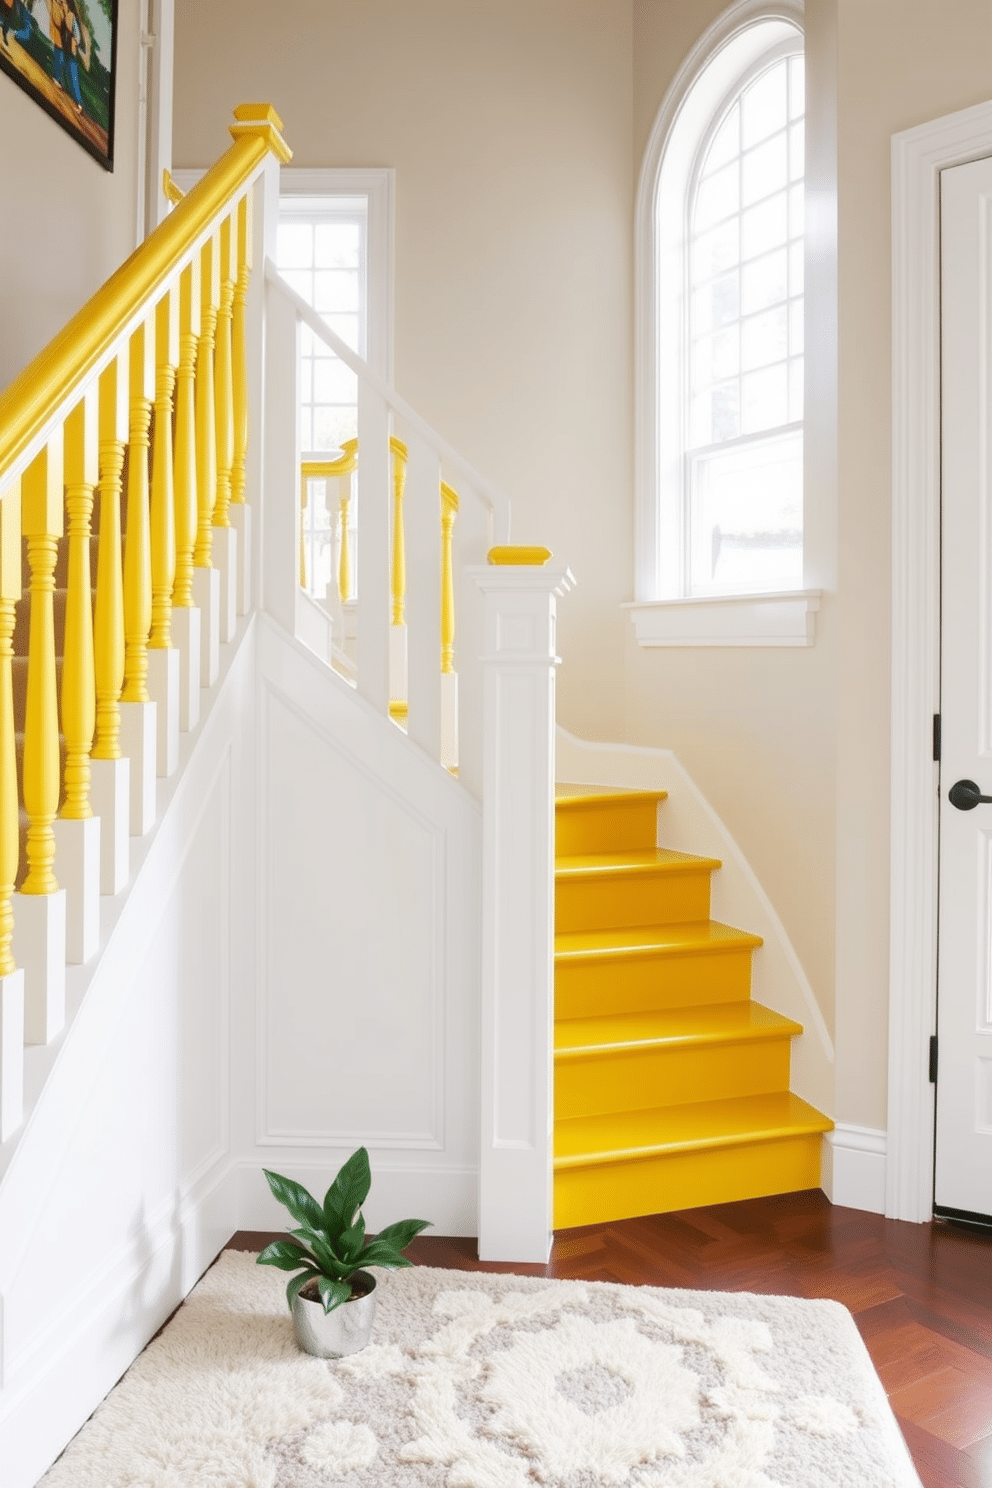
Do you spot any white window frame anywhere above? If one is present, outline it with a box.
[627,0,819,647]
[278,167,394,385]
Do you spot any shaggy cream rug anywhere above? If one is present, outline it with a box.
[41,1251,921,1487]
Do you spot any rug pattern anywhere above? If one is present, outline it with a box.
[40,1250,921,1487]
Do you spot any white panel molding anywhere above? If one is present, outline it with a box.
[257,677,444,1150]
[822,1125,887,1215]
[889,98,992,1225]
[249,615,487,1161]
[625,590,820,647]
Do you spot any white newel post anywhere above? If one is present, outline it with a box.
[473,553,575,1263]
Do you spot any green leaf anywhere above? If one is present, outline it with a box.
[338,1214,366,1263]
[286,1268,321,1313]
[317,1276,353,1314]
[322,1147,372,1232]
[288,1227,349,1278]
[371,1218,432,1252]
[263,1169,324,1231]
[357,1239,415,1270]
[256,1239,318,1273]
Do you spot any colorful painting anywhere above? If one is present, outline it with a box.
[0,0,118,169]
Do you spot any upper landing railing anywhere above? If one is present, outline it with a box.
[0,103,572,1264]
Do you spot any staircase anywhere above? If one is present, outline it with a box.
[553,788,832,1227]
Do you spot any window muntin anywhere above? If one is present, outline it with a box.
[276,198,368,599]
[684,50,804,596]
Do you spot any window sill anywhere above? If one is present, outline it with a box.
[623,590,821,648]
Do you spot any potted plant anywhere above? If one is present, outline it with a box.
[257,1146,431,1358]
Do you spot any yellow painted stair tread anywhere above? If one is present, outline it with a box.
[554,1091,833,1168]
[556,848,722,877]
[554,1002,802,1058]
[556,920,762,960]
[555,789,668,808]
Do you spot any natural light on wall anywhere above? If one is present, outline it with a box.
[686,51,804,595]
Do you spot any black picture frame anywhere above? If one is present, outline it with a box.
[0,0,118,171]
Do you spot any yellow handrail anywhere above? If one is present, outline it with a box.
[0,104,290,492]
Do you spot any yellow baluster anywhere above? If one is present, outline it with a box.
[440,481,459,675]
[93,355,127,760]
[21,435,64,895]
[173,261,200,608]
[122,319,154,703]
[0,484,21,973]
[390,437,407,627]
[338,438,358,604]
[149,290,178,650]
[214,214,236,529]
[194,233,219,568]
[231,193,252,508]
[61,393,98,820]
[300,471,309,589]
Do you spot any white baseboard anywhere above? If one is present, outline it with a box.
[822,1125,887,1214]
[0,1161,238,1488]
[233,1158,479,1241]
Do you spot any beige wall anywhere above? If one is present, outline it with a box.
[172,0,634,739]
[173,1,992,1134]
[0,2,144,389]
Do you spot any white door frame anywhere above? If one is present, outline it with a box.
[889,98,992,1223]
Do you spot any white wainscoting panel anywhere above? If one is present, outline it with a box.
[248,616,481,1236]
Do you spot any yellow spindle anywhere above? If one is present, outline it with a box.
[173,261,200,608]
[300,472,309,588]
[61,393,99,820]
[0,484,21,973]
[231,193,252,508]
[338,437,358,604]
[149,290,178,650]
[214,214,236,529]
[21,435,64,895]
[440,481,459,675]
[93,354,127,760]
[194,233,219,568]
[122,319,154,703]
[390,436,407,627]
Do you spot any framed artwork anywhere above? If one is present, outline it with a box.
[0,0,118,170]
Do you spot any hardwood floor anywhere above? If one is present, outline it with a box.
[229,1188,992,1487]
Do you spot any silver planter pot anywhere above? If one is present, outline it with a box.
[291,1270,378,1358]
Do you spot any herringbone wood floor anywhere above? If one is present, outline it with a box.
[230,1189,992,1487]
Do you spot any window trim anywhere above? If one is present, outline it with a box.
[633,0,808,641]
[171,165,395,383]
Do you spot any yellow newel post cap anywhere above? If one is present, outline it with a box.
[487,545,553,566]
[229,103,293,164]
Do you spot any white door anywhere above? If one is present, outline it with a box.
[935,154,992,1218]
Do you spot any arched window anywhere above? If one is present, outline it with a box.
[633,3,813,642]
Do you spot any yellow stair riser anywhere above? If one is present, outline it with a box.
[555,947,755,1018]
[556,870,711,933]
[554,1038,793,1120]
[556,797,662,856]
[553,1133,824,1229]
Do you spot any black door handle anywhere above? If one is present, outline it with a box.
[948,778,992,810]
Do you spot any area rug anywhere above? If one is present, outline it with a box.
[40,1250,921,1487]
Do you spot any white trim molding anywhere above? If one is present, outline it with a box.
[889,98,992,1225]
[624,590,820,647]
[823,1125,887,1215]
